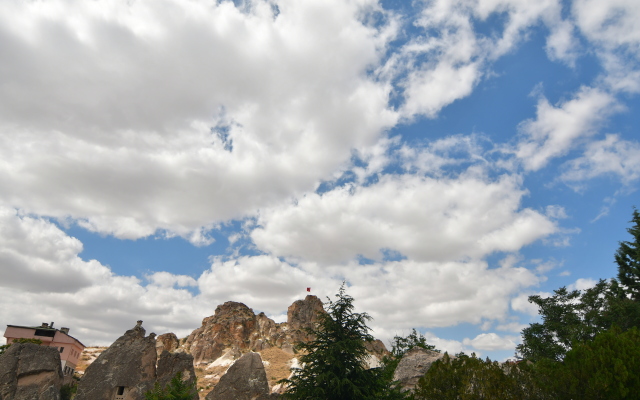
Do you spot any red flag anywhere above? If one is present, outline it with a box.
[307,287,311,292]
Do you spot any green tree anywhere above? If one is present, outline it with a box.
[414,353,550,400]
[537,327,640,400]
[615,208,640,301]
[517,281,612,362]
[280,283,400,400]
[144,372,197,400]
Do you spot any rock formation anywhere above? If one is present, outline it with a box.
[75,322,157,400]
[183,302,262,365]
[0,342,63,400]
[205,352,274,400]
[155,333,179,356]
[393,347,446,391]
[183,296,326,366]
[285,295,325,345]
[155,351,196,395]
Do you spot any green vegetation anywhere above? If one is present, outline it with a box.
[60,382,77,400]
[414,353,547,400]
[0,338,43,355]
[280,283,408,400]
[144,372,197,400]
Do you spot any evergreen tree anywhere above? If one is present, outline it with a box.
[615,208,640,301]
[280,283,399,400]
[539,327,640,400]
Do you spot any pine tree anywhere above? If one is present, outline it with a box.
[280,283,393,400]
[615,208,640,301]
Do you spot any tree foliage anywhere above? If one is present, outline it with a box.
[144,372,197,400]
[280,283,403,400]
[534,327,640,400]
[517,281,612,362]
[615,208,640,300]
[413,352,548,400]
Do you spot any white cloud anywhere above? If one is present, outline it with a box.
[515,87,620,171]
[400,135,488,175]
[495,322,528,333]
[0,206,214,344]
[572,0,640,93]
[147,271,197,288]
[463,332,518,351]
[396,0,570,119]
[0,0,398,242]
[567,277,597,291]
[252,173,556,264]
[560,134,640,185]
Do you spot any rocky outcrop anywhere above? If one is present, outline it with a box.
[393,347,445,391]
[75,322,157,400]
[0,343,63,400]
[286,295,325,344]
[183,302,261,365]
[155,351,196,396]
[155,333,179,356]
[205,352,273,400]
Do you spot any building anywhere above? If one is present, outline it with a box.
[3,322,86,376]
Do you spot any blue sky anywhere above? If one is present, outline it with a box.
[1,0,639,361]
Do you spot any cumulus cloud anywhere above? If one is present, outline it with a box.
[252,173,556,264]
[0,0,398,242]
[515,87,620,171]
[0,206,215,343]
[560,134,640,185]
[463,332,518,351]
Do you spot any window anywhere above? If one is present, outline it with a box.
[59,347,64,353]
[115,386,126,400]
[34,329,55,337]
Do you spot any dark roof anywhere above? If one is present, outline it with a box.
[5,325,86,348]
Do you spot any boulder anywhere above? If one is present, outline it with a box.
[75,321,157,400]
[155,333,179,356]
[205,352,271,400]
[155,350,196,397]
[0,342,63,400]
[393,347,445,391]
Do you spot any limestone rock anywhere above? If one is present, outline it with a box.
[205,352,271,400]
[155,350,196,397]
[286,295,324,344]
[393,347,445,391]
[75,322,157,400]
[0,342,63,400]
[155,333,179,356]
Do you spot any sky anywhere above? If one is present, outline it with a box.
[0,0,639,361]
